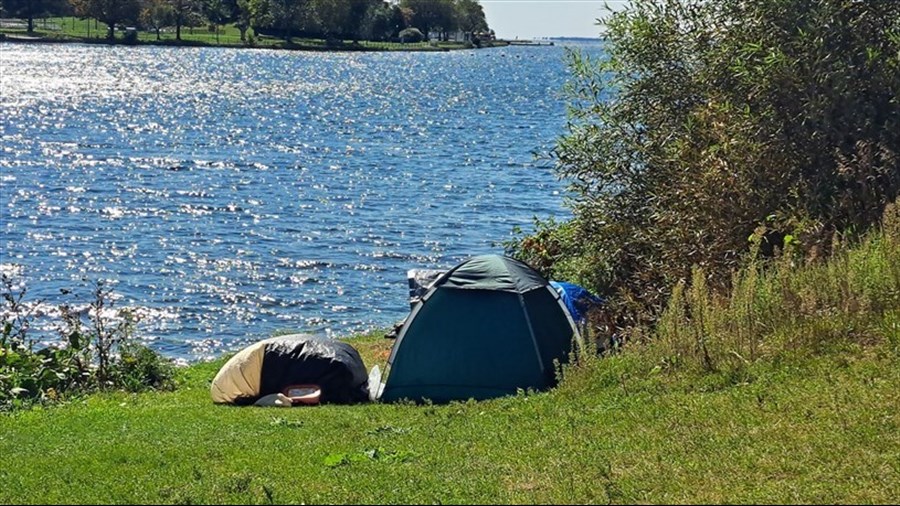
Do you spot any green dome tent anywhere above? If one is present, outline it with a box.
[379,255,581,403]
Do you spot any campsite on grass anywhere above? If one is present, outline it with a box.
[209,255,603,407]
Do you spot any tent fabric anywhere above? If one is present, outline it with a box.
[549,281,603,324]
[380,255,580,404]
[436,255,548,293]
[211,334,369,405]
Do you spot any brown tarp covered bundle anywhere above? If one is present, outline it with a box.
[211,334,369,405]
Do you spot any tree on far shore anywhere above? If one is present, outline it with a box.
[400,0,455,41]
[70,0,141,39]
[359,1,406,42]
[141,0,175,40]
[204,0,229,43]
[167,0,202,41]
[5,0,67,32]
[250,0,314,43]
[456,0,487,41]
[234,0,252,42]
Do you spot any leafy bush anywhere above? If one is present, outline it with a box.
[123,28,138,44]
[0,340,92,408]
[510,0,900,335]
[399,27,424,43]
[114,342,176,392]
[0,277,175,410]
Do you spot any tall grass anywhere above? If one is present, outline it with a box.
[633,200,900,375]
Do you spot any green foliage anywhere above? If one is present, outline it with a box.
[0,277,175,410]
[3,0,66,31]
[506,217,613,294]
[70,0,142,39]
[247,0,376,43]
[202,0,229,43]
[512,0,900,334]
[398,26,423,43]
[113,341,176,392]
[359,1,405,42]
[168,0,203,41]
[140,0,175,40]
[641,201,900,375]
[455,0,487,35]
[400,0,455,41]
[5,0,490,49]
[0,339,92,410]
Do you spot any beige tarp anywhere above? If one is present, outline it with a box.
[210,340,267,404]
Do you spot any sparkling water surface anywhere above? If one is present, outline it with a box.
[0,41,600,361]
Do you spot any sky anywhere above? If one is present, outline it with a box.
[480,0,632,40]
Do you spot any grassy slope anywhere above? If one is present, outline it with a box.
[1,341,897,504]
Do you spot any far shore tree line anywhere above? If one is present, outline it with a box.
[0,0,492,45]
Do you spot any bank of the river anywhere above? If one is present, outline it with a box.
[1,330,897,504]
[4,220,898,503]
[0,17,510,52]
[0,32,510,52]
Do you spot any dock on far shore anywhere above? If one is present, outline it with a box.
[506,39,555,46]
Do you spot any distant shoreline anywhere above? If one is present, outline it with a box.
[0,32,511,53]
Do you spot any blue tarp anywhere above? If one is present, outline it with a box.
[550,281,603,324]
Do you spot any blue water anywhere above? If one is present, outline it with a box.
[0,42,599,361]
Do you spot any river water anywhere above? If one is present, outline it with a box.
[0,41,600,361]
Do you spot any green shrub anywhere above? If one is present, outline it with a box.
[0,277,175,410]
[113,342,176,392]
[123,27,138,44]
[399,28,424,43]
[511,0,900,333]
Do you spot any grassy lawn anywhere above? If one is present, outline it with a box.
[1,332,897,504]
[0,17,491,52]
